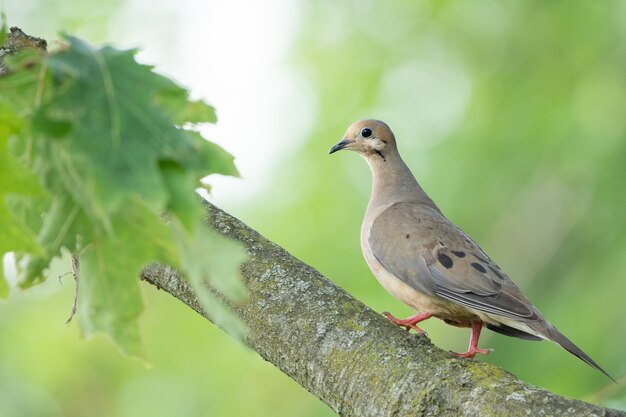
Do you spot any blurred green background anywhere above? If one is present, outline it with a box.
[2,0,625,415]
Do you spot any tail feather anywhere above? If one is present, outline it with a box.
[543,324,615,383]
[486,323,543,341]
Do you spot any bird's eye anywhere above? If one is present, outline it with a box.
[361,128,372,138]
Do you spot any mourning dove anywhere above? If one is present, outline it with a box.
[329,119,612,380]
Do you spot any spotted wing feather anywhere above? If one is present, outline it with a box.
[369,202,540,321]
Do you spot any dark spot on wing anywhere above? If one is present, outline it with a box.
[473,254,489,264]
[405,234,410,239]
[452,250,466,258]
[471,262,487,273]
[489,266,505,280]
[438,253,454,269]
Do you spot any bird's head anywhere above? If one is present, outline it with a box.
[328,119,396,159]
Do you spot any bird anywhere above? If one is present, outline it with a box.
[329,119,613,380]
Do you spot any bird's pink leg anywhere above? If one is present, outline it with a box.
[452,321,493,358]
[383,311,432,334]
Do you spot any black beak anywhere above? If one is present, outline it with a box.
[328,138,350,154]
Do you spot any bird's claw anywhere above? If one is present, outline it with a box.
[382,311,429,336]
[450,347,493,359]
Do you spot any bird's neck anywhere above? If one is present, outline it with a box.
[365,150,440,212]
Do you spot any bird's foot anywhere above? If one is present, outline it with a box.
[451,320,492,358]
[383,311,432,335]
[450,347,493,359]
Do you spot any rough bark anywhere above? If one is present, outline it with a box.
[141,200,623,417]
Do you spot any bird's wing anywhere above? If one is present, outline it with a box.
[369,201,540,321]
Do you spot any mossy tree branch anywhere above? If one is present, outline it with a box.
[141,201,624,417]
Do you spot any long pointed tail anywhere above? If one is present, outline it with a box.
[543,324,615,383]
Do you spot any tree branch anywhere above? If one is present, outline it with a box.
[141,200,624,417]
[0,27,47,75]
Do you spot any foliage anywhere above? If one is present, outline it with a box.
[0,33,246,358]
[1,1,625,416]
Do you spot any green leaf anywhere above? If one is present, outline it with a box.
[180,99,218,125]
[41,39,170,216]
[38,36,237,219]
[16,194,89,287]
[154,87,217,125]
[78,197,176,359]
[0,13,7,47]
[4,47,47,72]
[44,37,210,211]
[0,102,43,292]
[172,219,248,337]
[190,131,240,177]
[158,134,238,232]
[1,32,246,356]
[32,106,72,137]
[0,104,44,293]
[159,160,202,232]
[0,52,46,116]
